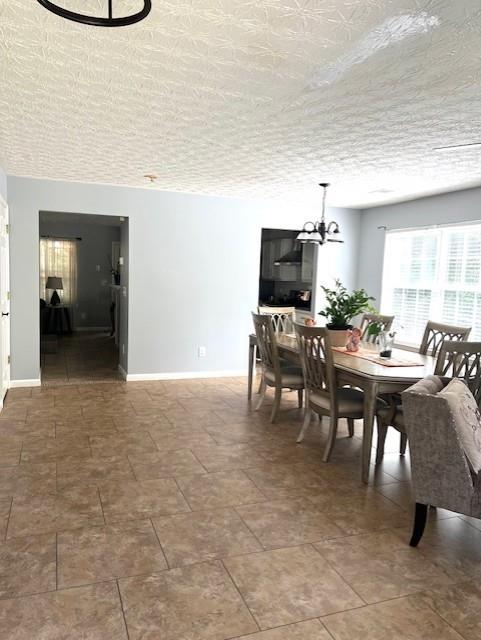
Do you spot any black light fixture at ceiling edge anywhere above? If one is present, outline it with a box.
[36,0,152,27]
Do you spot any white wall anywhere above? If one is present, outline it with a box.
[7,176,361,382]
[357,186,481,305]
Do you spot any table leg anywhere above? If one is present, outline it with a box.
[361,381,379,484]
[63,307,72,333]
[247,341,256,400]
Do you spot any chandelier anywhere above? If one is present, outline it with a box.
[296,183,343,245]
[36,0,152,27]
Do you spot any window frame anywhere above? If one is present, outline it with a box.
[380,220,481,348]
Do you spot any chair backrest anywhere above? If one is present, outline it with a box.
[435,341,481,406]
[402,376,475,515]
[294,324,335,401]
[257,306,296,334]
[252,312,281,378]
[419,320,471,356]
[360,313,395,343]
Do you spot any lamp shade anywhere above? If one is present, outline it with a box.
[46,276,63,290]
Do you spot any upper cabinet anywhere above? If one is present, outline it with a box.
[301,242,315,282]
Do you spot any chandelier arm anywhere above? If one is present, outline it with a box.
[326,221,339,234]
[36,0,152,27]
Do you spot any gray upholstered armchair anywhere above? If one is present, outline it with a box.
[402,375,481,547]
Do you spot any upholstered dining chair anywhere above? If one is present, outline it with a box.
[248,307,296,398]
[434,341,481,405]
[375,320,472,463]
[252,313,304,423]
[257,306,296,334]
[360,312,395,343]
[402,375,481,547]
[295,324,371,462]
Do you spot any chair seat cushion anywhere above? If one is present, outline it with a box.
[264,366,304,388]
[310,387,366,417]
[440,378,481,474]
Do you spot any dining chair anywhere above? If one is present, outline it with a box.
[252,313,304,423]
[376,321,472,463]
[359,312,395,343]
[419,320,471,356]
[403,375,481,547]
[295,324,369,462]
[434,340,481,405]
[250,306,297,397]
[257,306,296,333]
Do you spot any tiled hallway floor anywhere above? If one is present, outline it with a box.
[41,331,122,385]
[0,377,480,639]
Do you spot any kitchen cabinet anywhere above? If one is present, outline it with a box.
[301,243,315,282]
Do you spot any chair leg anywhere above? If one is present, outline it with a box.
[409,503,428,547]
[322,413,338,462]
[347,418,355,437]
[297,408,313,443]
[297,389,303,409]
[254,378,267,411]
[270,386,282,423]
[257,376,263,395]
[375,422,388,464]
[400,432,408,456]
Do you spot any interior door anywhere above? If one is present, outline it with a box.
[0,197,10,406]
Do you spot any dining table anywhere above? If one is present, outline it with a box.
[248,332,437,483]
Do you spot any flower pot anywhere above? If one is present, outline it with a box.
[326,324,352,348]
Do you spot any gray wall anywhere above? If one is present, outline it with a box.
[0,167,7,202]
[39,217,120,328]
[357,187,481,305]
[7,176,361,381]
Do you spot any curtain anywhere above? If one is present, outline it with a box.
[40,238,78,305]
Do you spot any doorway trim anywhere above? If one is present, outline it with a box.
[0,194,11,405]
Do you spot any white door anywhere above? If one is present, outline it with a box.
[0,197,10,406]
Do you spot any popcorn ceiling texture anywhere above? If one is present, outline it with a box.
[1,0,480,207]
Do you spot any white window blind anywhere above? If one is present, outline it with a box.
[381,222,481,346]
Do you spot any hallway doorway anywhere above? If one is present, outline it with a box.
[39,212,128,385]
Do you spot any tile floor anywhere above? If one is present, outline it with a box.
[0,377,480,639]
[41,331,122,384]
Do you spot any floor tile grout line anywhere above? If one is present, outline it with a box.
[220,558,261,633]
[231,505,268,551]
[172,476,194,512]
[148,517,171,570]
[4,496,13,542]
[55,531,58,590]
[115,579,131,640]
[96,486,107,525]
[305,541,370,607]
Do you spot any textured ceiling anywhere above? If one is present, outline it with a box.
[1,0,481,208]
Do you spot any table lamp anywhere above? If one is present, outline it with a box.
[46,276,63,306]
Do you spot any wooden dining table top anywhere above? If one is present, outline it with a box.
[273,332,437,383]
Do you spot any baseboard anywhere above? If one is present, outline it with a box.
[118,364,127,380]
[125,369,248,382]
[10,379,41,388]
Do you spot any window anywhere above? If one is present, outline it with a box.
[40,238,78,305]
[381,222,481,345]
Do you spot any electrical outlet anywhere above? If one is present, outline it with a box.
[198,346,206,358]
[119,257,124,266]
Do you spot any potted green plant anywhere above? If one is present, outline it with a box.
[319,279,375,347]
